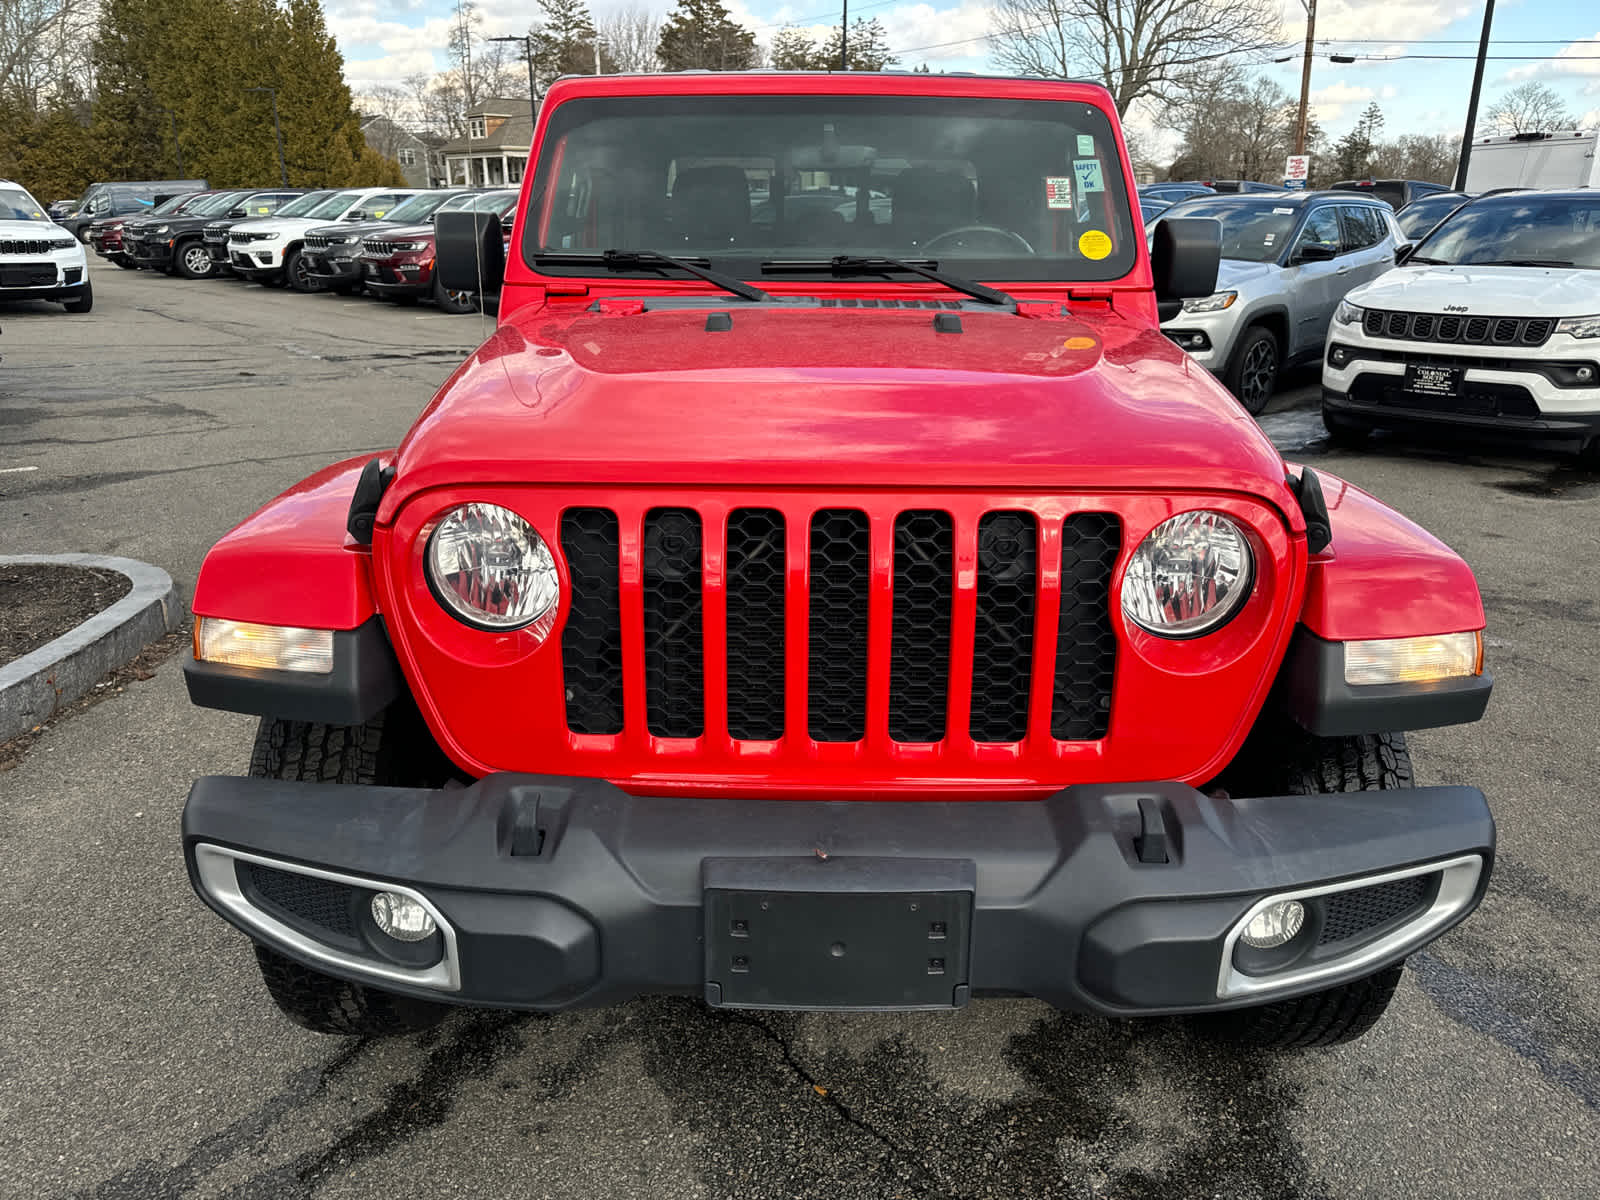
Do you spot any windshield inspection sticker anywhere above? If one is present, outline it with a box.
[1077,135,1095,157]
[1046,176,1074,209]
[1263,232,1277,245]
[1078,230,1113,260]
[1073,158,1106,193]
[1273,207,1294,214]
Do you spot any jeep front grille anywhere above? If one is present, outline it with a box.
[557,503,1121,749]
[363,239,399,256]
[2,239,72,254]
[1363,308,1554,347]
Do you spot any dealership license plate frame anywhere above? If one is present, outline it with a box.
[1403,363,1464,399]
[703,857,974,1011]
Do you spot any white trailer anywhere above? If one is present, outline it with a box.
[1463,130,1600,193]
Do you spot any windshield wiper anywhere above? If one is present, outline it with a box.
[1404,255,1449,264]
[532,248,772,302]
[1476,258,1575,268]
[762,255,1016,307]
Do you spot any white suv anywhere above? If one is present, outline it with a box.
[1,179,92,312]
[227,187,418,292]
[1323,190,1600,455]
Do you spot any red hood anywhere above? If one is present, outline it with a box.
[386,303,1295,515]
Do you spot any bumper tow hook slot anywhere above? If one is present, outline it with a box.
[1135,796,1170,864]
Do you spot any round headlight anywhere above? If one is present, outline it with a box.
[426,502,559,631]
[1121,511,1253,638]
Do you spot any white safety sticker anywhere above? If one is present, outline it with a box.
[1077,134,1095,157]
[1273,207,1294,214]
[1045,176,1074,209]
[1073,158,1106,193]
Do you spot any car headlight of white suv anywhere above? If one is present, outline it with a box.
[1555,314,1600,339]
[1334,299,1364,325]
[1180,291,1237,314]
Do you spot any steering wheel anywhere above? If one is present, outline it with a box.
[921,225,1036,256]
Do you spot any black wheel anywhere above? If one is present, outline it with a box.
[175,239,215,279]
[1225,326,1280,415]
[285,248,321,293]
[113,255,140,270]
[432,274,478,314]
[1194,728,1415,1049]
[1322,408,1373,447]
[244,706,458,1035]
[62,281,93,313]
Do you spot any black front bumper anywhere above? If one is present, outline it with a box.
[184,773,1493,1017]
[125,238,172,267]
[1325,385,1600,449]
[305,253,360,283]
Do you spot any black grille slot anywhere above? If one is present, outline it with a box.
[970,512,1037,743]
[889,510,953,742]
[1523,319,1552,344]
[725,508,786,741]
[560,508,624,735]
[808,509,870,742]
[1386,312,1408,338]
[642,508,704,738]
[1052,514,1121,740]
[1492,318,1518,344]
[1412,314,1435,339]
[1438,316,1461,340]
[240,863,359,939]
[1464,317,1489,341]
[1318,874,1435,945]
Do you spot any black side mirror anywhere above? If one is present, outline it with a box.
[345,209,367,221]
[1151,217,1221,322]
[435,211,506,297]
[1394,243,1415,264]
[227,208,247,218]
[1295,242,1338,264]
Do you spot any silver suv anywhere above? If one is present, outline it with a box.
[1154,192,1406,412]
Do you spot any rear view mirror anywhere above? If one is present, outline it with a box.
[1151,217,1221,322]
[435,211,506,297]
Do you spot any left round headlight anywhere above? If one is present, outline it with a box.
[1121,511,1254,638]
[426,502,559,631]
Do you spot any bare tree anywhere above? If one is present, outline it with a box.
[2,0,96,109]
[597,5,661,73]
[987,0,1281,116]
[1484,81,1574,136]
[1170,69,1302,182]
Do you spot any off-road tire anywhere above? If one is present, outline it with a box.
[1323,408,1373,447]
[1225,325,1280,416]
[244,705,457,1035]
[253,944,446,1036]
[175,239,215,279]
[62,282,93,313]
[1192,728,1415,1048]
[432,274,478,314]
[285,248,320,293]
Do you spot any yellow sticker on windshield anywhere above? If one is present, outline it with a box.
[1078,230,1112,260]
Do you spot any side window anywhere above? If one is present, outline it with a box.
[1339,205,1382,250]
[365,193,404,217]
[1296,207,1342,254]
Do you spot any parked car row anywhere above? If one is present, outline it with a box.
[82,185,520,314]
[1152,186,1600,458]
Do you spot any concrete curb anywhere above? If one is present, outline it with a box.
[0,554,186,744]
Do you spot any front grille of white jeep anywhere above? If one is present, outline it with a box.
[1364,308,1554,347]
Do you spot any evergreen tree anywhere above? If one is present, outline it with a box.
[656,0,758,71]
[768,27,816,71]
[531,0,616,90]
[820,18,897,71]
[89,0,167,178]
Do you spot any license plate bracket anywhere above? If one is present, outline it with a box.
[704,857,974,1011]
[1403,363,1463,398]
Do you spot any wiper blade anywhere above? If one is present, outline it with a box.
[1476,258,1574,268]
[531,248,771,302]
[1404,255,1449,264]
[762,254,1016,307]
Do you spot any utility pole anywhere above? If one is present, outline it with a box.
[595,37,602,74]
[245,87,287,186]
[1454,0,1496,191]
[840,0,848,70]
[1294,0,1317,155]
[488,33,539,126]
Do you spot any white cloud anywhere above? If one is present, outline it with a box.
[1307,80,1374,122]
[880,2,995,64]
[1277,0,1475,44]
[1380,85,1397,99]
[1579,107,1600,128]
[1507,30,1600,82]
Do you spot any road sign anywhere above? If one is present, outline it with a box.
[1285,155,1311,181]
[1282,179,1307,190]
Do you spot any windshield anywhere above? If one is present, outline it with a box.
[275,191,334,218]
[525,94,1138,282]
[471,190,520,214]
[0,185,49,221]
[303,190,365,220]
[188,191,249,216]
[1396,195,1465,240]
[382,191,458,223]
[1412,195,1600,268]
[1155,199,1299,262]
[153,193,204,216]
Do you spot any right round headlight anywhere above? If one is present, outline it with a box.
[1121,511,1254,638]
[425,502,559,632]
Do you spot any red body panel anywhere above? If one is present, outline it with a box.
[191,456,381,630]
[1300,469,1486,640]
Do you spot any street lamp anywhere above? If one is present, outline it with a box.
[489,34,540,115]
[244,87,288,187]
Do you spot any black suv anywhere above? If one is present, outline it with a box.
[124,189,308,278]
[202,190,323,273]
[302,190,479,294]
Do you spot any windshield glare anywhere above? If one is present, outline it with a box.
[275,191,333,218]
[526,94,1138,282]
[471,190,519,213]
[190,191,248,216]
[0,186,49,221]
[1414,196,1600,268]
[1158,199,1297,263]
[304,190,364,220]
[383,192,458,223]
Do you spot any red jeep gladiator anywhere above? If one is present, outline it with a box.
[181,73,1495,1049]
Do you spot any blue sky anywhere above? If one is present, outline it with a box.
[329,0,1600,159]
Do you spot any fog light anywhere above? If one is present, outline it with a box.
[1240,900,1305,949]
[1330,347,1349,366]
[1344,632,1481,685]
[370,892,437,942]
[1577,366,1595,383]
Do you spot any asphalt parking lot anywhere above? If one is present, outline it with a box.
[2,266,1597,1199]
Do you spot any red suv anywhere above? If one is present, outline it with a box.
[359,190,519,312]
[181,73,1494,1051]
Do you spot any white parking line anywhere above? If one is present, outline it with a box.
[0,466,40,474]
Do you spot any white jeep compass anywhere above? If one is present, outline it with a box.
[0,179,92,312]
[1323,190,1600,456]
